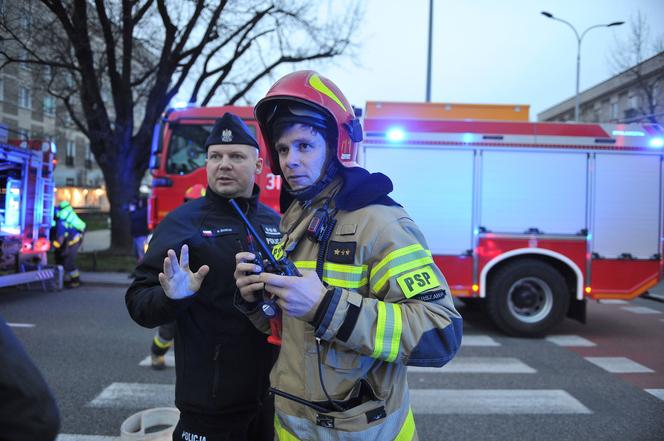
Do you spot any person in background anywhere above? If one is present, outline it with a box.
[126,113,280,441]
[52,201,86,288]
[128,196,149,264]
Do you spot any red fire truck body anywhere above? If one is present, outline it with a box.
[148,102,664,336]
[148,106,281,229]
[362,104,664,335]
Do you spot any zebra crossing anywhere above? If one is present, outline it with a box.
[56,330,662,440]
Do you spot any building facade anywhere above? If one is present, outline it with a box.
[538,52,664,124]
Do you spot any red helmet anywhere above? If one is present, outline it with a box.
[184,184,206,201]
[254,70,363,175]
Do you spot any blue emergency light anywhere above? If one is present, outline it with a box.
[649,137,664,148]
[386,127,406,142]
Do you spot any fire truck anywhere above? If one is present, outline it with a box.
[148,102,664,336]
[148,105,281,229]
[0,126,61,290]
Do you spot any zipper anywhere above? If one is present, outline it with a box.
[212,344,221,398]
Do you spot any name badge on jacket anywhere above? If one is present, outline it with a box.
[261,224,282,246]
[201,226,238,237]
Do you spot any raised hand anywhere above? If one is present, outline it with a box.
[158,244,209,300]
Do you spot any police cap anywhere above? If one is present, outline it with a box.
[204,112,259,151]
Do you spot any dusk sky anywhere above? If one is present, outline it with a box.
[290,0,664,121]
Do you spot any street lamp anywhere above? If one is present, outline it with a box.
[426,0,433,102]
[541,11,624,121]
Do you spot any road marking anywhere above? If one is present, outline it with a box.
[460,335,500,346]
[621,306,661,314]
[645,389,664,401]
[7,323,35,328]
[585,357,654,373]
[56,436,118,441]
[598,299,628,304]
[87,382,174,409]
[139,352,175,367]
[409,389,591,414]
[546,335,596,347]
[408,357,536,374]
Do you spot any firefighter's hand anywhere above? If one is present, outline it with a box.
[234,252,264,303]
[158,244,209,300]
[261,270,326,322]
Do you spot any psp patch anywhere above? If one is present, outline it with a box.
[200,226,238,237]
[261,224,282,246]
[396,266,440,298]
[326,241,356,264]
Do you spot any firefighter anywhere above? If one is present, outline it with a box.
[233,71,463,440]
[52,201,86,288]
[126,113,280,441]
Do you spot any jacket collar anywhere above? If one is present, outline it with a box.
[204,184,260,214]
[334,167,400,211]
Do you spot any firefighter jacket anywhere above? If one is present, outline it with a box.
[51,213,84,251]
[125,186,281,426]
[245,167,463,440]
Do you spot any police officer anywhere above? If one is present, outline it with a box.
[52,201,86,288]
[234,71,463,440]
[126,113,280,441]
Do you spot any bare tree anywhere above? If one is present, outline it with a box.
[0,0,362,249]
[609,11,664,124]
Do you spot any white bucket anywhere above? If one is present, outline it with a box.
[120,407,180,441]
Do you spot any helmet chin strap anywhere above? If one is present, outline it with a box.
[286,156,340,203]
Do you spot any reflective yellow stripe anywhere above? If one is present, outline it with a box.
[53,241,61,248]
[309,73,347,112]
[394,408,416,441]
[371,244,424,279]
[274,414,300,441]
[322,276,368,289]
[371,301,387,359]
[153,335,172,349]
[294,261,368,289]
[373,256,434,293]
[295,261,367,274]
[387,303,402,362]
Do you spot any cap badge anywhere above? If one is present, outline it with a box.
[221,129,233,143]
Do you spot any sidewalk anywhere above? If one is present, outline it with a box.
[80,229,111,252]
[80,271,132,287]
[644,278,664,302]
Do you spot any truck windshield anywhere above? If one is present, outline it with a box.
[166,123,212,175]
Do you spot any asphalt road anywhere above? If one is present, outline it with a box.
[1,281,663,441]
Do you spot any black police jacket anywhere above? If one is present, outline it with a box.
[125,185,281,422]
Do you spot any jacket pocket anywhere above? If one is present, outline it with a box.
[322,341,360,372]
[211,343,222,398]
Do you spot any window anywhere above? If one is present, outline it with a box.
[20,49,30,71]
[43,95,55,116]
[42,65,53,82]
[66,177,75,186]
[85,144,93,169]
[20,14,32,32]
[0,77,3,101]
[19,87,32,109]
[611,102,619,120]
[66,140,75,166]
[629,94,639,109]
[18,128,29,141]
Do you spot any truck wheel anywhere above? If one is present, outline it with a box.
[486,259,569,337]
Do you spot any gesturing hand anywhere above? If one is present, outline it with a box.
[158,244,209,300]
